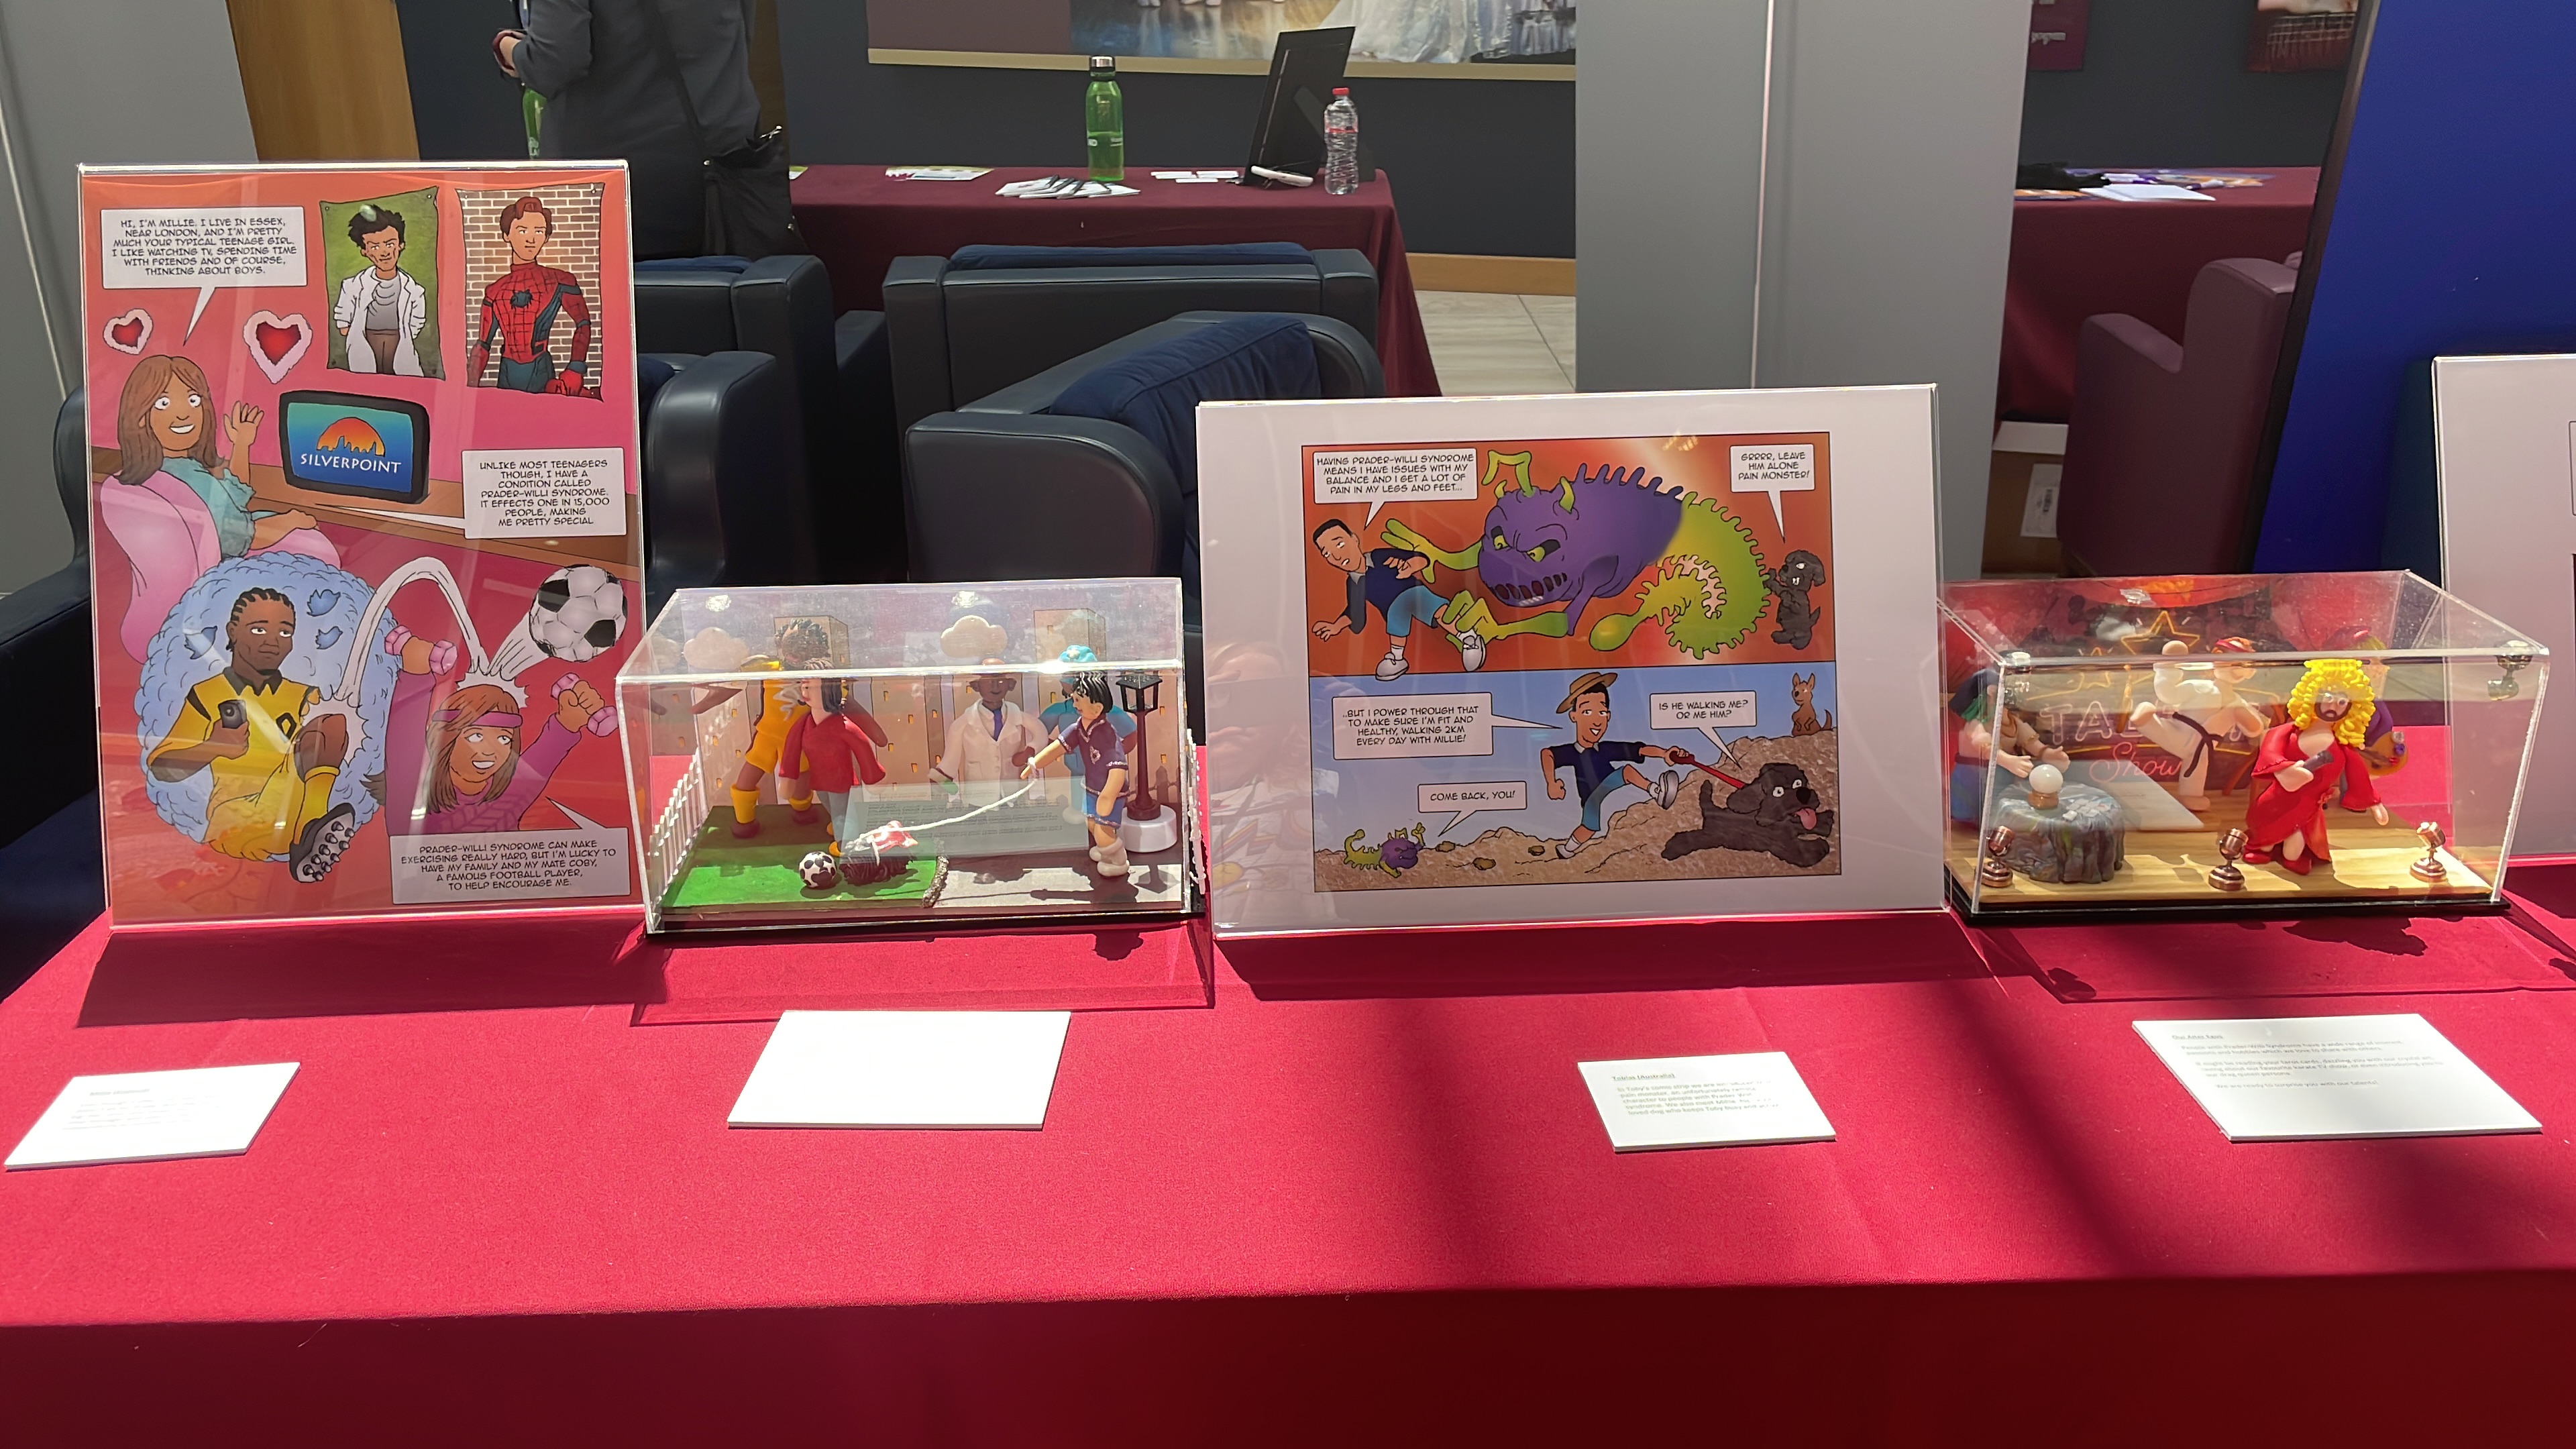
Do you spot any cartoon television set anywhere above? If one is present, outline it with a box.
[617,580,1197,934]
[1941,572,2545,919]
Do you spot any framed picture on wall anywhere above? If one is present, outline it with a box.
[2249,0,2357,72]
[2028,0,2090,72]
[864,0,1573,76]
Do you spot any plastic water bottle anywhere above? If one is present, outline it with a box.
[1085,56,1125,182]
[1322,88,1360,194]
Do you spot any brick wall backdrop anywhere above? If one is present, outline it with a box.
[458,182,606,388]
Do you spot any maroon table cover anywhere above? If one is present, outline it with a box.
[1998,168,2320,422]
[10,868,2576,1437]
[793,165,1442,398]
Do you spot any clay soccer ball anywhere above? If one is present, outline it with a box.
[531,565,627,661]
[796,851,843,890]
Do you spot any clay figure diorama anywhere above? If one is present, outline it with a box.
[1940,574,2544,916]
[620,583,1194,932]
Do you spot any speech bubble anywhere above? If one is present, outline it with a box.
[1330,692,1550,760]
[461,449,628,539]
[1419,779,1528,835]
[1652,690,1757,758]
[1313,446,1480,526]
[387,805,630,905]
[1729,442,1816,533]
[100,207,308,339]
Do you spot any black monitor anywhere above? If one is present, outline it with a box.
[1244,28,1354,184]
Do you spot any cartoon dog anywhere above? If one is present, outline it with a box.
[1766,550,1827,650]
[1659,764,1835,868]
[1790,672,1832,736]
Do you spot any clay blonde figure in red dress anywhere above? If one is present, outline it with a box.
[2244,658,2390,875]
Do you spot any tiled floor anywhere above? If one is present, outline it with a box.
[1419,291,1576,396]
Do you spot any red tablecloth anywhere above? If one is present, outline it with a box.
[9,875,2576,1440]
[1998,170,2320,422]
[792,165,1442,397]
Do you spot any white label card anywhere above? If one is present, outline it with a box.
[2135,1014,2540,1142]
[729,1010,1071,1129]
[7,1063,299,1170]
[1576,1051,1835,1152]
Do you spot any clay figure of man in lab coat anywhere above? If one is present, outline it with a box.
[938,672,1051,805]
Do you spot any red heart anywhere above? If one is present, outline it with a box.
[254,319,303,366]
[109,317,144,350]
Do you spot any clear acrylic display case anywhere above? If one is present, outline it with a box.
[618,581,1194,934]
[1941,573,2546,918]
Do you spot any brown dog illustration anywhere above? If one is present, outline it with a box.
[1790,673,1831,736]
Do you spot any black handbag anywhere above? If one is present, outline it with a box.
[638,0,802,259]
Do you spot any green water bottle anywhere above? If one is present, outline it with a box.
[521,87,545,158]
[1085,56,1124,182]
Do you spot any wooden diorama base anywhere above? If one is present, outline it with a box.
[654,803,1191,932]
[1946,787,2498,918]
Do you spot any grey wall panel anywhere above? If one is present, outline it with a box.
[1574,0,1772,392]
[1754,0,2027,580]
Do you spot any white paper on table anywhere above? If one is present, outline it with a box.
[2135,1014,2541,1142]
[6,1063,299,1170]
[729,1010,1071,1129]
[2082,182,2215,203]
[1576,1051,1835,1152]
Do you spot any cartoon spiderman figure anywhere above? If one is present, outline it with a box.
[468,195,594,397]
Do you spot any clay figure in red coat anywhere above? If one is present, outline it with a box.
[780,677,890,859]
[2243,658,2390,875]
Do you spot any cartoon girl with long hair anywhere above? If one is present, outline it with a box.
[380,625,614,834]
[98,354,339,659]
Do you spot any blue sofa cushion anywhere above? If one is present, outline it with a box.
[1046,314,1320,593]
[949,242,1313,272]
[637,354,678,423]
[638,256,751,274]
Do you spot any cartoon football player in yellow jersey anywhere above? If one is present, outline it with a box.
[688,619,828,838]
[148,586,357,881]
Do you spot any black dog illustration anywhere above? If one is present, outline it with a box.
[1660,765,1834,868]
[1766,550,1827,650]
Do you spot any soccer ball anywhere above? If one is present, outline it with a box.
[796,851,843,891]
[531,566,627,661]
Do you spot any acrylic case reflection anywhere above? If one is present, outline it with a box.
[619,582,1194,933]
[1941,573,2544,918]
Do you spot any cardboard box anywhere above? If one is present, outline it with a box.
[1982,421,2066,576]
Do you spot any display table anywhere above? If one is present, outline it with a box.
[791,165,1443,397]
[1998,168,2319,422]
[8,877,2576,1440]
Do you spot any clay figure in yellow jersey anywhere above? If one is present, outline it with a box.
[147,586,358,882]
[688,619,831,837]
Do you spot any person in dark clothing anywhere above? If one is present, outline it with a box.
[1307,517,1486,680]
[496,1,761,258]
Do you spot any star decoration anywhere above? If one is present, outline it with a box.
[2115,610,2204,655]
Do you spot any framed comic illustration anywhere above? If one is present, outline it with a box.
[82,163,643,927]
[1199,386,1945,936]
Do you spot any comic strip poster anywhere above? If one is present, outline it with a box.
[1199,390,1945,936]
[82,164,641,926]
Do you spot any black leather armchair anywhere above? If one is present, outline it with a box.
[886,247,1379,434]
[636,256,898,581]
[907,312,1381,584]
[0,391,95,848]
[640,351,811,614]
